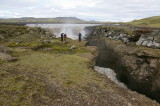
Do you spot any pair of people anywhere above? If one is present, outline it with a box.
[61,33,67,42]
[61,33,82,42]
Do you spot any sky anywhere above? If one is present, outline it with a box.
[0,0,160,22]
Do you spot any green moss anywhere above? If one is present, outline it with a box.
[0,60,7,64]
[63,80,75,87]
[127,16,160,27]
[97,25,134,36]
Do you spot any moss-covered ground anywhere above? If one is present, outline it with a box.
[0,25,159,106]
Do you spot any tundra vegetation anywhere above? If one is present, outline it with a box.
[127,16,160,28]
[0,24,159,106]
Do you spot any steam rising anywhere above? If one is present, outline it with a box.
[27,24,100,39]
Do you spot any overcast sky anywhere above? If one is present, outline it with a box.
[0,0,160,22]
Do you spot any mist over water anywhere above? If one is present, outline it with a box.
[27,24,100,39]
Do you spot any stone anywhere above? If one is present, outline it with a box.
[122,37,128,43]
[0,46,10,53]
[43,40,54,44]
[104,34,108,37]
[112,36,117,40]
[152,42,160,49]
[147,42,153,47]
[70,45,76,50]
[0,53,17,61]
[0,34,4,40]
[136,41,142,45]
[142,41,148,46]
[131,97,136,101]
[119,33,125,37]
[147,36,154,41]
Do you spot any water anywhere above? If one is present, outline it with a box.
[94,66,127,88]
[26,24,100,39]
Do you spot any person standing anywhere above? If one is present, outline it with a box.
[61,33,64,41]
[78,33,82,42]
[64,33,67,42]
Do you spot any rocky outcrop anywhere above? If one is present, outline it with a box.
[0,46,17,61]
[85,25,160,49]
[136,31,160,48]
[86,25,160,103]
[0,24,56,40]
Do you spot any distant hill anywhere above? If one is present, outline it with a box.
[0,17,100,24]
[127,16,160,28]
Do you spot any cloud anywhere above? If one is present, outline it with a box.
[0,0,160,21]
[48,0,102,9]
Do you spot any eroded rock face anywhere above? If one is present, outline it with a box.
[85,25,160,49]
[136,31,160,48]
[87,33,160,103]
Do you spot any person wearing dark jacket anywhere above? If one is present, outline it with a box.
[61,33,64,41]
[78,33,82,42]
[64,33,67,42]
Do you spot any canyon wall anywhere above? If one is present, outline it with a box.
[85,25,160,102]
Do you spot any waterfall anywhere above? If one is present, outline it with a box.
[26,24,100,40]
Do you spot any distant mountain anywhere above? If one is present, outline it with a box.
[55,17,85,22]
[0,17,100,24]
[127,16,160,28]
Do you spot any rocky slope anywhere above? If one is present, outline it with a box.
[85,25,160,48]
[85,25,160,103]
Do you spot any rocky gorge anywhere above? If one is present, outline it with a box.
[85,25,160,102]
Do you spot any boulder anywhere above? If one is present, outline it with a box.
[136,37,146,46]
[147,42,153,47]
[0,34,4,40]
[0,53,17,61]
[142,41,148,46]
[70,45,76,50]
[136,40,143,45]
[0,45,10,53]
[152,42,160,49]
[43,40,54,44]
